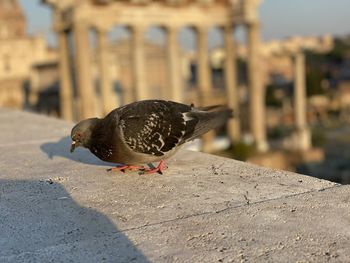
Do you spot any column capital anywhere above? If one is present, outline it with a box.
[55,27,69,35]
[166,25,180,40]
[95,25,110,34]
[53,22,71,33]
[195,26,209,35]
[53,24,63,33]
[293,50,305,60]
[96,27,109,49]
[165,25,180,34]
[219,23,237,32]
[73,21,91,36]
[245,20,261,29]
[130,25,147,34]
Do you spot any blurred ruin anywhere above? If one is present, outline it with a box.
[1,0,350,183]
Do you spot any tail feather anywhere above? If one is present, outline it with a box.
[193,103,232,113]
[184,106,233,142]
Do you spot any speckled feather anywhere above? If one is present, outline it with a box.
[110,100,197,156]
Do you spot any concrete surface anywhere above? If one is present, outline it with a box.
[0,108,349,262]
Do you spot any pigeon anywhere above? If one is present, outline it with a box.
[70,100,232,174]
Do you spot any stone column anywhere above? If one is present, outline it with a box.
[74,22,95,119]
[58,30,73,121]
[28,66,40,107]
[131,26,148,101]
[223,24,240,143]
[166,26,183,102]
[294,51,311,150]
[247,22,268,152]
[197,26,214,152]
[97,27,116,114]
[197,27,211,99]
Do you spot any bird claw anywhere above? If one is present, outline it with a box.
[107,165,145,173]
[107,161,166,175]
[139,161,166,175]
[138,169,162,175]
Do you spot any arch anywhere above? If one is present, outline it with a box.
[107,25,133,104]
[144,26,167,99]
[208,26,225,90]
[178,26,197,52]
[108,25,131,43]
[145,25,166,46]
[178,26,197,92]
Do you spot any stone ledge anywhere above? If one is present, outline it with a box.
[0,108,349,262]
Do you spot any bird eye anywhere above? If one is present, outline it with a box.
[73,134,81,142]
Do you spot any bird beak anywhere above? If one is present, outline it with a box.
[70,141,76,153]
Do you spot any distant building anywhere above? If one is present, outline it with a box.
[44,0,267,152]
[0,0,56,109]
[211,34,334,87]
[261,35,334,56]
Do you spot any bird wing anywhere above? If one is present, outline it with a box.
[117,100,198,156]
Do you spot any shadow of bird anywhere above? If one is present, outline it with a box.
[40,136,115,167]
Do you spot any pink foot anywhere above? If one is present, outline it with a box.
[107,165,145,173]
[142,160,167,175]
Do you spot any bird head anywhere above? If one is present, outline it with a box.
[70,118,99,153]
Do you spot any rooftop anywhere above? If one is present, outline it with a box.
[1,108,349,262]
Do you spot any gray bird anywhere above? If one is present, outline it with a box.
[70,100,232,174]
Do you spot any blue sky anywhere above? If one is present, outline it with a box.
[19,0,350,48]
